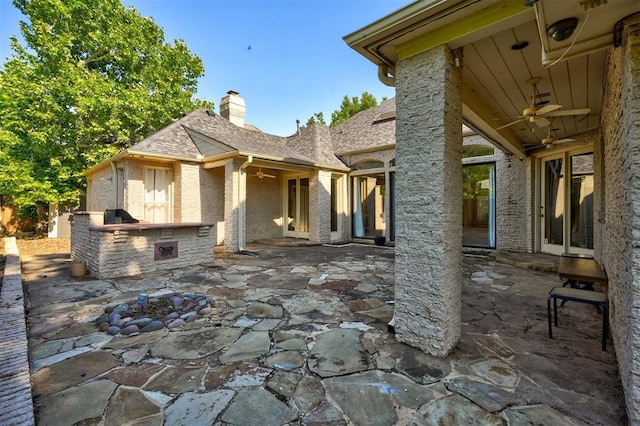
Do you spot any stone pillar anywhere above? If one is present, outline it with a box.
[309,170,332,243]
[599,22,640,424]
[224,159,241,252]
[394,45,463,357]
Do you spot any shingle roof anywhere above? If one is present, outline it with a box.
[330,97,396,155]
[129,109,346,170]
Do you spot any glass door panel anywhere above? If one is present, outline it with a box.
[352,174,385,238]
[570,153,594,252]
[462,163,495,248]
[541,157,565,254]
[284,176,309,238]
[540,152,594,256]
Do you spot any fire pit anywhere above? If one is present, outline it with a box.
[95,291,213,336]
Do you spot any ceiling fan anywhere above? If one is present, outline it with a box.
[255,167,276,179]
[526,126,579,151]
[497,78,591,130]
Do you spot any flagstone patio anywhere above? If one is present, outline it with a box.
[21,244,626,425]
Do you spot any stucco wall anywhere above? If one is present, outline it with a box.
[599,24,640,423]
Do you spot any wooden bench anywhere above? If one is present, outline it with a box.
[547,287,609,351]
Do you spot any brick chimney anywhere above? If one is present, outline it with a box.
[220,90,246,128]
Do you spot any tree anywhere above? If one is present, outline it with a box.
[0,0,212,212]
[306,112,326,126]
[330,91,379,127]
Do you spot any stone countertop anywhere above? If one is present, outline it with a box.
[89,222,214,232]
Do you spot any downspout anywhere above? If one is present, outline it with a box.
[238,155,253,252]
[377,64,396,87]
[110,161,118,208]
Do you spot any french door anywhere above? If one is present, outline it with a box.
[284,175,309,238]
[540,152,594,255]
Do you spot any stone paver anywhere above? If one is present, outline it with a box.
[18,244,627,425]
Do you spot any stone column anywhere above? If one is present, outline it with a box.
[224,159,240,252]
[394,45,463,357]
[309,170,332,243]
[600,22,640,424]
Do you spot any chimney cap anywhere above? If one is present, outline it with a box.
[227,90,240,96]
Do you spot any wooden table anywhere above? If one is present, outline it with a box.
[558,256,608,291]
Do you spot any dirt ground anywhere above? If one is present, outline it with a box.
[1,237,70,257]
[0,238,71,281]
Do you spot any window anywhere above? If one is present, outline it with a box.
[352,174,385,238]
[331,177,339,232]
[144,167,171,223]
[462,163,495,248]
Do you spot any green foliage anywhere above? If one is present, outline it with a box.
[330,91,378,127]
[306,112,326,126]
[462,144,494,158]
[0,0,212,210]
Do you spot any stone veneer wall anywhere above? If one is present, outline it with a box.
[224,159,241,252]
[599,24,640,423]
[309,170,332,243]
[71,211,214,279]
[394,45,463,356]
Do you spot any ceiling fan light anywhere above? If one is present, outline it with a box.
[547,18,579,42]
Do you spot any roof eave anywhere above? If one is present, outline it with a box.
[344,0,532,70]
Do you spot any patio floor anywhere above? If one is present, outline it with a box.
[22,243,626,425]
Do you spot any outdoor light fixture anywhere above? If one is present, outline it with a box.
[547,18,579,41]
[511,40,529,50]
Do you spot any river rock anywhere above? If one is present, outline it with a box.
[181,311,198,320]
[107,326,121,335]
[168,319,187,329]
[122,325,140,336]
[141,321,164,333]
[126,318,153,328]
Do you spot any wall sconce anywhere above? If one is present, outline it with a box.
[547,18,579,41]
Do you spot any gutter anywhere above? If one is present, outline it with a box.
[86,149,206,176]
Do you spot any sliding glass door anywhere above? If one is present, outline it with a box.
[540,152,593,255]
[462,163,495,248]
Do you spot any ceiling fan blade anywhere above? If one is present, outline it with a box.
[495,117,526,130]
[553,138,576,144]
[525,144,544,151]
[535,104,562,115]
[546,108,591,117]
[533,116,551,128]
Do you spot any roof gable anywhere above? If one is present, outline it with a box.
[331,98,396,155]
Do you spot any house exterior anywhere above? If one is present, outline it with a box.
[344,0,640,421]
[86,91,515,254]
[85,91,351,253]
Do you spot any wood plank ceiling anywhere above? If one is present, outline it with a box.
[463,18,604,149]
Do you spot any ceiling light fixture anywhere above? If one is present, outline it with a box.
[547,18,579,41]
[511,40,529,50]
